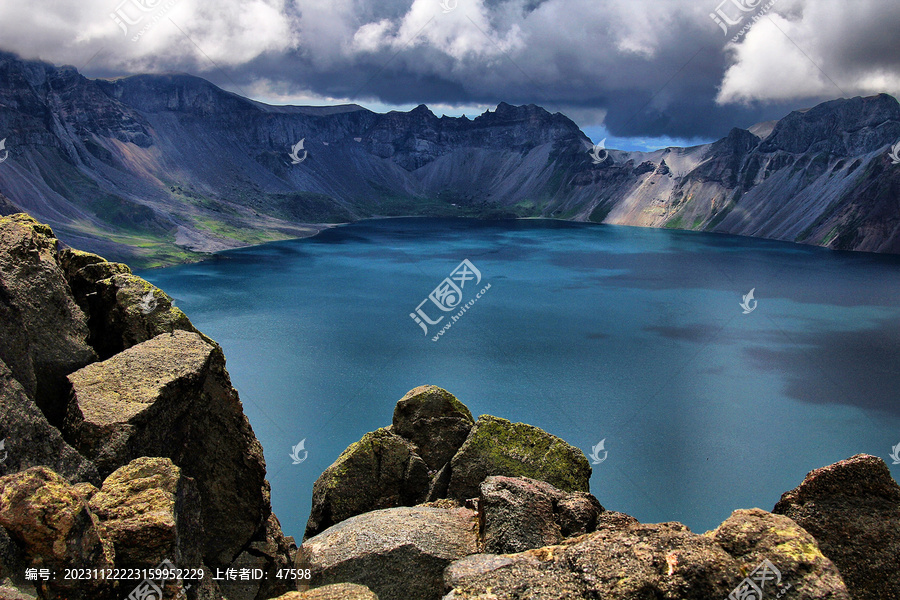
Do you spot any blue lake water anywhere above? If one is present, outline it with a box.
[140,217,900,541]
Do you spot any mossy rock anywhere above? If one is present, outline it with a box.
[392,385,474,471]
[447,416,591,500]
[304,429,430,539]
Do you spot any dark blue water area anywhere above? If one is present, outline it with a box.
[139,217,900,540]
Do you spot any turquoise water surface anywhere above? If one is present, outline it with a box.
[141,217,900,540]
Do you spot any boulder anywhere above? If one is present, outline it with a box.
[299,506,478,600]
[447,416,591,500]
[59,248,204,360]
[274,584,378,599]
[446,510,849,599]
[392,386,474,470]
[709,508,849,600]
[220,513,296,600]
[0,359,98,484]
[64,331,268,567]
[479,476,603,554]
[556,492,604,537]
[304,429,430,539]
[773,454,900,600]
[0,467,114,600]
[88,457,203,570]
[0,214,96,425]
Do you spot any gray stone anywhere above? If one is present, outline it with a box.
[300,506,478,600]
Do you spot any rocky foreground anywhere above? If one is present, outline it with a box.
[0,213,899,600]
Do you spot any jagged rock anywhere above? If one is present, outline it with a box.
[446,510,849,599]
[221,513,296,600]
[0,214,96,425]
[88,457,203,570]
[447,416,591,500]
[64,330,268,567]
[773,454,900,600]
[274,584,378,599]
[479,476,603,554]
[299,506,478,600]
[392,386,474,470]
[0,359,98,484]
[709,508,849,600]
[0,467,114,600]
[59,248,203,360]
[304,429,430,539]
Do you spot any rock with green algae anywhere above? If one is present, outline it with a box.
[58,247,206,360]
[273,583,379,599]
[63,330,269,568]
[392,385,474,471]
[0,467,114,600]
[444,508,850,600]
[773,454,900,600]
[709,508,849,600]
[447,415,591,501]
[0,214,96,426]
[304,428,430,539]
[88,456,203,570]
[299,506,478,600]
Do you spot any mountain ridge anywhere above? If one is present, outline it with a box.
[0,51,898,266]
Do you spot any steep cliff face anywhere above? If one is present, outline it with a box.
[0,51,898,265]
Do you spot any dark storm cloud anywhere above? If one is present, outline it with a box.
[0,0,898,139]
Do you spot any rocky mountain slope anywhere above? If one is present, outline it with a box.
[0,52,898,266]
[1,214,899,600]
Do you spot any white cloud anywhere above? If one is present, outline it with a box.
[716,0,900,104]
